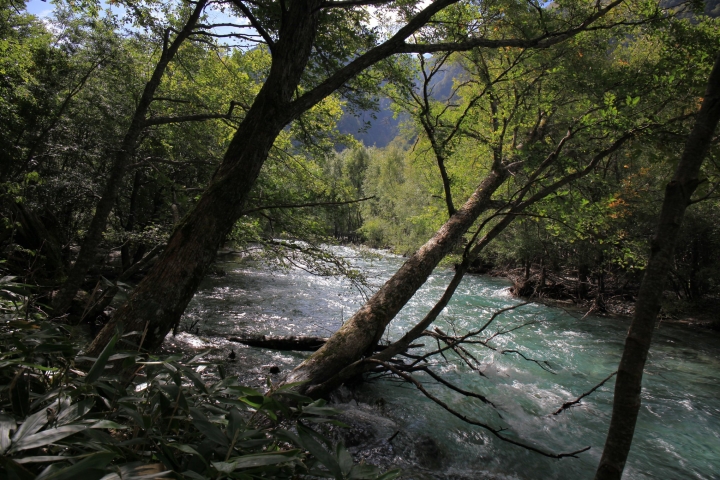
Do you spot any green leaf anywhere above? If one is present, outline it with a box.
[348,464,382,479]
[0,456,35,480]
[375,469,402,480]
[188,349,213,364]
[302,406,341,417]
[275,428,302,446]
[214,450,301,472]
[38,451,116,480]
[297,424,343,479]
[178,365,208,394]
[274,390,313,404]
[0,414,16,455]
[168,443,207,464]
[85,330,120,384]
[11,408,48,443]
[14,456,80,464]
[337,443,353,475]
[188,408,228,447]
[89,420,127,430]
[240,395,265,409]
[55,399,93,426]
[178,471,208,480]
[115,462,168,480]
[10,425,87,453]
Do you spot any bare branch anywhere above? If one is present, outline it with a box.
[229,0,275,51]
[144,102,239,126]
[194,22,253,29]
[366,359,591,459]
[553,371,617,415]
[318,0,394,9]
[412,365,497,407]
[292,0,626,118]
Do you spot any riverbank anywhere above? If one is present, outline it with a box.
[470,263,720,331]
[170,248,720,479]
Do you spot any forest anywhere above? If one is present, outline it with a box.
[1,0,719,478]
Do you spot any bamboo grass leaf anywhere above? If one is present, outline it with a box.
[85,330,120,384]
[9,425,88,453]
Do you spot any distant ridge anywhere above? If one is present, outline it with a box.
[336,63,461,148]
[336,0,719,148]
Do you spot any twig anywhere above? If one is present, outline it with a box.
[367,360,590,459]
[411,365,496,407]
[552,371,617,415]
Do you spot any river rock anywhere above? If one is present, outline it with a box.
[329,385,354,404]
[332,403,398,448]
[412,436,445,469]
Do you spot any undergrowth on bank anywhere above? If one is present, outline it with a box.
[0,277,399,480]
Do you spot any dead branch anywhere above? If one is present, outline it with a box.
[552,371,617,415]
[366,359,590,459]
[410,365,496,407]
[228,334,328,351]
[416,320,553,373]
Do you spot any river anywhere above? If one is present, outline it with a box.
[170,246,720,479]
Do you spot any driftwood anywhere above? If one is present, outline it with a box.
[228,335,329,351]
[227,334,423,353]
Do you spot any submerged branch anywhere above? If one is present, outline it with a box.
[367,359,591,459]
[553,371,618,415]
[410,364,497,408]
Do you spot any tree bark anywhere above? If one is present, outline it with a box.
[9,202,65,278]
[595,52,720,480]
[51,0,208,315]
[228,335,329,351]
[293,125,643,397]
[286,166,509,389]
[85,0,323,356]
[578,264,590,300]
[83,0,624,356]
[121,170,143,272]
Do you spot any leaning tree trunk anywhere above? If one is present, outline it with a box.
[595,52,720,480]
[83,0,621,357]
[52,0,208,316]
[286,166,508,390]
[84,3,322,356]
[288,117,639,394]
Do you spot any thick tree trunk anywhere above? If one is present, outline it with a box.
[298,173,541,397]
[9,202,65,278]
[82,0,621,358]
[84,0,322,356]
[595,52,720,480]
[52,1,208,316]
[578,264,590,300]
[121,170,143,272]
[286,166,508,390]
[288,112,639,394]
[85,106,294,355]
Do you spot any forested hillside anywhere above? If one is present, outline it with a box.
[1,0,719,478]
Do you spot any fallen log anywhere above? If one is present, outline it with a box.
[228,335,328,351]
[227,334,423,352]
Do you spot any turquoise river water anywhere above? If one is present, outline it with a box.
[172,246,720,479]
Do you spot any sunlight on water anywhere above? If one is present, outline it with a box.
[176,247,720,479]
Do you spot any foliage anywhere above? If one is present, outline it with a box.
[353,10,720,301]
[0,289,399,480]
